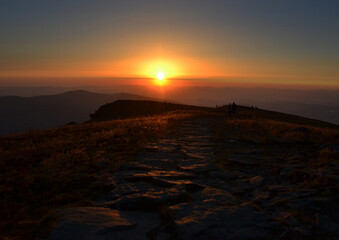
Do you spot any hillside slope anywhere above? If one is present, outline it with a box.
[0,104,338,239]
[90,100,338,129]
[90,100,214,121]
[234,106,339,129]
[0,110,206,240]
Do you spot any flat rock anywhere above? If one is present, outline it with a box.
[120,163,156,171]
[126,170,196,180]
[182,152,211,159]
[287,198,318,213]
[170,203,283,240]
[137,158,177,170]
[46,207,136,240]
[114,170,148,178]
[180,163,218,173]
[108,182,169,198]
[252,191,270,204]
[125,176,176,187]
[267,185,295,195]
[227,156,255,165]
[195,187,236,205]
[249,175,264,185]
[143,139,179,153]
[280,164,306,177]
[111,185,188,210]
[165,179,206,192]
[317,213,339,237]
[208,170,235,179]
[138,152,183,161]
[116,211,163,240]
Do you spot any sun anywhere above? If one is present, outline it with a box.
[155,71,167,86]
[157,72,165,81]
[140,59,179,86]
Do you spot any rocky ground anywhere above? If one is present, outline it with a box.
[46,115,339,240]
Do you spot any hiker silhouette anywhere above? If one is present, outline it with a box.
[228,103,232,116]
[232,102,237,114]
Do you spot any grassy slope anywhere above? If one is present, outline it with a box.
[90,100,215,121]
[225,106,339,129]
[0,102,338,240]
[222,106,339,144]
[215,107,339,199]
[0,110,209,240]
[213,107,339,229]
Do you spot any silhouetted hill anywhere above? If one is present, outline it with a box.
[90,100,339,129]
[262,101,339,125]
[0,90,151,135]
[235,106,339,129]
[2,86,339,124]
[90,100,214,121]
[146,86,339,124]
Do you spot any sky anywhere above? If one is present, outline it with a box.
[0,0,338,88]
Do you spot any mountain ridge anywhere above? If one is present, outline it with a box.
[1,89,338,136]
[0,90,152,135]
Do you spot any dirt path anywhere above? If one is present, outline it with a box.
[46,115,338,240]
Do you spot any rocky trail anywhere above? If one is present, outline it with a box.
[47,115,339,240]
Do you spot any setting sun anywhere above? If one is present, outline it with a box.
[155,72,167,86]
[139,59,180,86]
[157,72,165,80]
[140,59,180,80]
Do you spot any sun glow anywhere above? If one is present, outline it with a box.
[157,72,165,80]
[139,59,181,86]
[155,72,166,86]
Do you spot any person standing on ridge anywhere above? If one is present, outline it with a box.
[228,103,232,116]
[232,102,237,115]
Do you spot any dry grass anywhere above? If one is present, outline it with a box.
[224,118,339,145]
[213,110,339,233]
[214,111,339,196]
[0,110,209,240]
[217,116,339,172]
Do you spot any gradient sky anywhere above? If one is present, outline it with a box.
[0,0,338,87]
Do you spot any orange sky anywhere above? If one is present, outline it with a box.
[1,42,338,88]
[1,54,338,88]
[1,1,338,88]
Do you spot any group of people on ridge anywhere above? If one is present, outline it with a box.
[228,102,237,116]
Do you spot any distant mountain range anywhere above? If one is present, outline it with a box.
[0,90,151,135]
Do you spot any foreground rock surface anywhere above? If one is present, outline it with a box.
[47,116,339,240]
